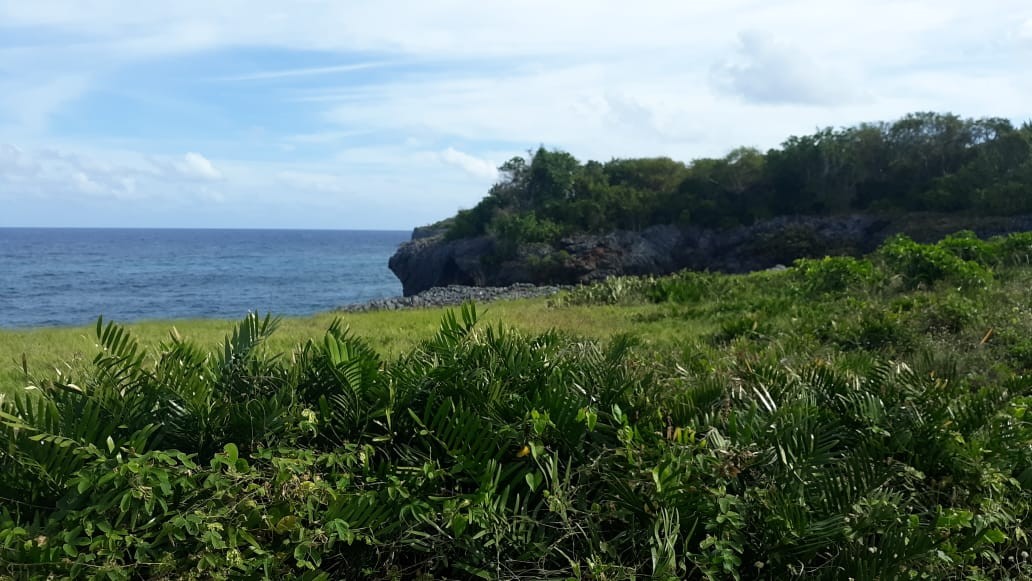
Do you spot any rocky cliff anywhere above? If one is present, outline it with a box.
[389,213,1032,296]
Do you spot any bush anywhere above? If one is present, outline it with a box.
[793,256,878,294]
[647,271,727,303]
[934,231,1032,268]
[991,231,1032,266]
[936,230,995,265]
[877,234,992,289]
[487,212,562,258]
[817,305,916,352]
[525,249,571,281]
[710,313,773,344]
[550,275,652,306]
[917,294,979,334]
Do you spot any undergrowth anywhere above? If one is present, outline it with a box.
[1,232,1031,579]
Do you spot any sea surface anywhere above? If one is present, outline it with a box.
[0,228,411,328]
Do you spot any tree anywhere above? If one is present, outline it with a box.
[527,147,580,208]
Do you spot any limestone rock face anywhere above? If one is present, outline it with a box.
[388,235,496,296]
[388,214,1032,296]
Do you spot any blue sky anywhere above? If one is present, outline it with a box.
[1,1,1030,230]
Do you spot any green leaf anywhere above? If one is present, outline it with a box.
[982,529,1008,544]
[451,514,468,537]
[936,509,973,530]
[275,515,299,533]
[525,472,543,492]
[530,441,546,460]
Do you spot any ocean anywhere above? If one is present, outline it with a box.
[0,228,411,328]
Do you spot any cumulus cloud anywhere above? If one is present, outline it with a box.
[146,152,222,183]
[438,148,498,180]
[711,31,864,106]
[0,144,224,201]
[179,152,222,180]
[0,145,141,199]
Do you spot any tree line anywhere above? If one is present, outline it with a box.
[445,112,1032,246]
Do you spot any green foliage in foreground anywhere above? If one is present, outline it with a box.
[2,235,1032,579]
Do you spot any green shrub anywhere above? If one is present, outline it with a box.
[711,313,773,344]
[878,234,992,289]
[793,256,878,294]
[996,327,1032,371]
[487,211,562,258]
[991,231,1032,266]
[934,231,1032,269]
[647,270,726,303]
[822,306,916,352]
[525,249,571,281]
[919,294,979,334]
[551,275,652,306]
[936,230,995,264]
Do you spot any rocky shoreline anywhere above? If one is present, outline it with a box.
[389,213,1032,296]
[339,283,569,312]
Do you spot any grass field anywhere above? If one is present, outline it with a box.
[4,250,1030,397]
[0,300,716,394]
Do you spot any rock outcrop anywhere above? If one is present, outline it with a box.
[341,283,569,312]
[389,235,495,295]
[389,213,1032,296]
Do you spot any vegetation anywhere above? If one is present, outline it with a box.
[443,113,1032,252]
[0,303,662,396]
[2,232,1032,579]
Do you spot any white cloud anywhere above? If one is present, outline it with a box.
[0,144,225,201]
[5,0,1023,65]
[711,31,865,106]
[319,63,704,159]
[438,148,498,180]
[178,152,222,181]
[3,0,1032,228]
[72,171,105,195]
[0,145,141,199]
[0,2,731,57]
[216,62,387,82]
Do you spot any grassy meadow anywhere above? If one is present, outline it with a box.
[2,231,1032,579]
[0,302,696,395]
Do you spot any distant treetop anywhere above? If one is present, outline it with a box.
[443,113,1032,247]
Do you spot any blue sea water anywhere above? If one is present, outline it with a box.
[0,228,411,328]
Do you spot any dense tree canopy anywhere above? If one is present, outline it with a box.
[445,113,1032,248]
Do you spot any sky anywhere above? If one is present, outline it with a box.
[1,1,1030,230]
